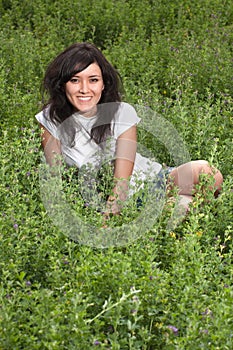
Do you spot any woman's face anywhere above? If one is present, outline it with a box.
[65,62,104,115]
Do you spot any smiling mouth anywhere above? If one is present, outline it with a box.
[77,97,92,101]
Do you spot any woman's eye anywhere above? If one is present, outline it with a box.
[70,78,79,83]
[69,77,100,84]
[90,78,99,83]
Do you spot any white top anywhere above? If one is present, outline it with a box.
[35,102,162,192]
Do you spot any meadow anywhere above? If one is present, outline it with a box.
[0,0,233,348]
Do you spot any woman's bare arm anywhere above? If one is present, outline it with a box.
[106,125,137,215]
[40,124,62,167]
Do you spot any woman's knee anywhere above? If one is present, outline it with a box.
[192,159,223,192]
[195,160,209,165]
[191,160,213,177]
[192,160,209,173]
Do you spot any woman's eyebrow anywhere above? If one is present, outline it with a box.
[72,74,102,77]
[89,74,102,77]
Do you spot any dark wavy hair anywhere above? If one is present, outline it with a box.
[42,42,123,144]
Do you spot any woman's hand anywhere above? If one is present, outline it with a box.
[106,194,122,215]
[102,194,121,227]
[101,179,129,227]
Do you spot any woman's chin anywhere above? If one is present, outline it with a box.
[78,106,97,117]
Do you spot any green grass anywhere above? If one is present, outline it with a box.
[0,0,233,348]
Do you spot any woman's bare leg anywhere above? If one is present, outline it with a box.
[168,160,223,195]
[167,160,223,211]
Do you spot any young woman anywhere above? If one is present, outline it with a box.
[36,42,223,219]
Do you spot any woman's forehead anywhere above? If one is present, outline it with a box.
[72,62,102,76]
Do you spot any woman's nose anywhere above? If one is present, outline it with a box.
[79,80,89,93]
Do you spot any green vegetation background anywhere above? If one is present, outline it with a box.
[0,0,232,349]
